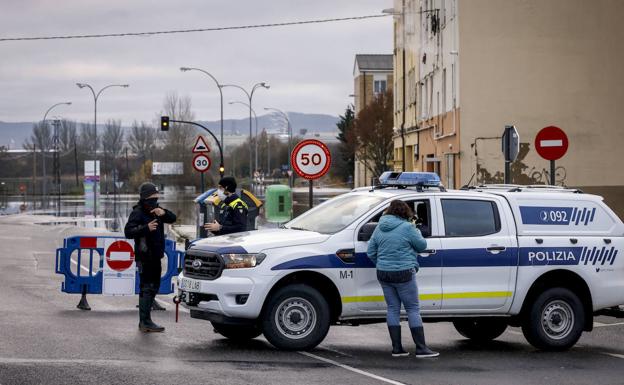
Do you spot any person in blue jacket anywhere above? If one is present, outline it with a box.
[367,199,439,358]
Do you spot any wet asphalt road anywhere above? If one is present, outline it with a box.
[1,215,624,385]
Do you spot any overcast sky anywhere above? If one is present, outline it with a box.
[0,0,392,124]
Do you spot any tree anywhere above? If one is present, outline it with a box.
[127,121,155,162]
[353,89,394,179]
[102,119,124,192]
[23,121,53,152]
[162,91,195,162]
[58,119,78,153]
[335,104,356,182]
[79,122,98,155]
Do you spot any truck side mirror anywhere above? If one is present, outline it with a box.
[358,222,378,242]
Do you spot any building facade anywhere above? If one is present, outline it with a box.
[392,0,624,217]
[353,54,393,187]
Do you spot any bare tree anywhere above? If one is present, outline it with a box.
[79,122,98,155]
[162,91,195,162]
[102,119,124,162]
[353,90,394,179]
[127,120,155,162]
[23,121,53,151]
[58,119,78,153]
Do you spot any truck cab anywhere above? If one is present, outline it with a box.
[177,172,624,351]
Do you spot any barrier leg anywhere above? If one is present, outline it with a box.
[76,285,91,311]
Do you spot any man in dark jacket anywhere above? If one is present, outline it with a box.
[124,182,176,332]
[204,176,248,235]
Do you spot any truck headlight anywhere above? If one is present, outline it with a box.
[221,253,266,269]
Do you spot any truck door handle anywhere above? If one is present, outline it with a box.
[604,238,612,244]
[535,238,544,244]
[570,238,578,244]
[418,249,436,257]
[486,246,506,253]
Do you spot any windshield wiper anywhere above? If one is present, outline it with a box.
[288,226,309,231]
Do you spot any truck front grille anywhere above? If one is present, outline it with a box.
[184,250,223,280]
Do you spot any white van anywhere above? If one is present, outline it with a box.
[177,172,624,351]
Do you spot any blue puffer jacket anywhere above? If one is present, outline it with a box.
[367,214,428,272]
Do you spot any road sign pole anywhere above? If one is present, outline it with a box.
[550,160,556,186]
[505,161,511,184]
[309,180,313,209]
[200,172,205,193]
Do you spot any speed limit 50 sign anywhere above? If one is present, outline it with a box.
[291,139,331,180]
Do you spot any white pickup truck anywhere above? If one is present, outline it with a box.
[177,172,624,351]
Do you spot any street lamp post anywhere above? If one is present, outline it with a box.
[179,67,225,165]
[222,83,269,186]
[41,102,71,210]
[229,101,259,176]
[76,83,129,219]
[264,107,292,187]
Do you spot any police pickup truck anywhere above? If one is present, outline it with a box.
[177,172,624,351]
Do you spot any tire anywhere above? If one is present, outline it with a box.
[211,322,262,341]
[521,287,585,351]
[261,284,331,351]
[453,318,508,342]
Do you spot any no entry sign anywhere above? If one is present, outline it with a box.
[291,139,331,180]
[105,240,135,272]
[102,238,136,296]
[535,126,569,161]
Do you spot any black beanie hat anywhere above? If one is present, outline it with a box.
[139,182,158,199]
[218,176,237,193]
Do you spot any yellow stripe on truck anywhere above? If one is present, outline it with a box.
[341,291,513,303]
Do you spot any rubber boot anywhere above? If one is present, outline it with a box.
[388,326,409,357]
[151,297,166,311]
[410,327,439,358]
[139,291,165,333]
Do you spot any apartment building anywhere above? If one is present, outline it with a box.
[391,0,624,217]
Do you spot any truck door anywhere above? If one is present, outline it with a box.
[436,196,517,312]
[353,197,442,314]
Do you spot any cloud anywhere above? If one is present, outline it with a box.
[0,0,392,123]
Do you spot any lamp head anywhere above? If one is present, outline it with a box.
[76,83,86,88]
[121,84,129,88]
[261,82,270,89]
[180,67,191,72]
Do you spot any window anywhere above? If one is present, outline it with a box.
[374,80,387,95]
[286,194,385,234]
[441,199,501,237]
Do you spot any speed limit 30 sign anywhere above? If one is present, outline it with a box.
[291,139,331,180]
[192,153,211,173]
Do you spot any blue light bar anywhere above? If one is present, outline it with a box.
[378,172,441,187]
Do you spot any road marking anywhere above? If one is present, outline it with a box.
[594,321,624,327]
[540,139,563,147]
[603,353,624,360]
[299,351,407,385]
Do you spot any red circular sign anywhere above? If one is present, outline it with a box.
[192,154,211,173]
[535,126,569,161]
[106,240,135,272]
[291,139,331,180]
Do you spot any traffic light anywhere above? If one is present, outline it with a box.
[161,116,169,131]
[219,164,225,176]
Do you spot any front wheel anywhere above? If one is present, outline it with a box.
[261,284,330,351]
[453,318,508,342]
[211,322,262,341]
[521,287,585,351]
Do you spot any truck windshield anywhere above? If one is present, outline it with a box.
[284,194,385,234]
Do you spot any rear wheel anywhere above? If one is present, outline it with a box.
[211,322,262,341]
[453,318,508,342]
[521,287,584,351]
[261,284,330,351]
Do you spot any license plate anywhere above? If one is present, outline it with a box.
[179,277,201,292]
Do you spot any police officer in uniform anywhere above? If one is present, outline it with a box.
[124,182,176,332]
[204,176,248,235]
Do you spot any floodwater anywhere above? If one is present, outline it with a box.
[0,187,349,232]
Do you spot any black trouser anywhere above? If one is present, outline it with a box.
[137,259,162,297]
